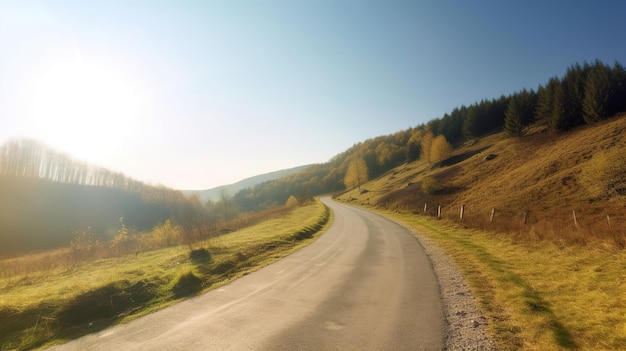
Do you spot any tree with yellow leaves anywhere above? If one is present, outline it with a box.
[430,135,453,164]
[344,158,369,189]
[420,130,434,164]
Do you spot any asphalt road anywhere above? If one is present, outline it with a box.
[48,198,444,351]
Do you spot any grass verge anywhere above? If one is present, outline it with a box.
[0,200,330,351]
[377,209,626,351]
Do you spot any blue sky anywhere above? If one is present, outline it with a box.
[1,1,625,190]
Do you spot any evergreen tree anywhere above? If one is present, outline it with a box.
[462,106,478,139]
[504,89,538,137]
[536,77,559,124]
[438,109,464,144]
[550,81,575,131]
[504,95,524,137]
[562,63,591,126]
[463,97,508,139]
[609,61,626,114]
[583,61,612,123]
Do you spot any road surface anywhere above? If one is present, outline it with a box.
[48,198,444,351]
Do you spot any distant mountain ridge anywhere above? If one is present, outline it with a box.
[183,165,313,203]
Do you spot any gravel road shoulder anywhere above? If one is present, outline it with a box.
[407,228,496,351]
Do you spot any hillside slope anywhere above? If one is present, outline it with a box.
[184,164,313,203]
[338,114,626,247]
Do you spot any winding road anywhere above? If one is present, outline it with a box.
[48,198,444,350]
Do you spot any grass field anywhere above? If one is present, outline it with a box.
[341,115,626,249]
[0,200,330,351]
[374,209,626,350]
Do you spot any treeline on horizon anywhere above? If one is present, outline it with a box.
[233,60,626,211]
[0,140,226,256]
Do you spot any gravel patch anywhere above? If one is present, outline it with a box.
[410,229,497,351]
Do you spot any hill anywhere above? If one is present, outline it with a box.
[0,140,213,257]
[230,60,626,246]
[338,113,626,247]
[183,164,313,203]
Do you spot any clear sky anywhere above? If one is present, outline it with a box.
[1,1,625,190]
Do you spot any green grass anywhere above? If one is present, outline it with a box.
[377,209,626,350]
[0,200,330,351]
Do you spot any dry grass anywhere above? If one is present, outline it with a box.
[0,204,298,279]
[376,211,626,350]
[0,200,330,351]
[340,114,626,248]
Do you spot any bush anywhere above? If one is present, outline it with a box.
[421,177,442,194]
[189,248,211,262]
[172,270,203,297]
[286,195,299,207]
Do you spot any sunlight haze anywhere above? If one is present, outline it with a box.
[1,0,624,189]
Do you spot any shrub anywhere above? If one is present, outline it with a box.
[171,270,203,297]
[140,220,181,249]
[286,195,299,207]
[70,227,103,260]
[189,248,211,262]
[422,177,442,194]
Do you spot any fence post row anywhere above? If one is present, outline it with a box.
[411,203,618,233]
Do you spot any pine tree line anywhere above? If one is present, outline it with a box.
[505,60,626,136]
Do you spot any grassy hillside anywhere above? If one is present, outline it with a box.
[0,200,329,351]
[340,113,626,248]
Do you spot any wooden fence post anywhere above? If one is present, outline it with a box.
[460,205,464,220]
[572,210,578,229]
[424,203,428,214]
[490,208,495,223]
[607,215,612,231]
[437,205,441,219]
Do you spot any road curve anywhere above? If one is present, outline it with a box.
[48,198,444,351]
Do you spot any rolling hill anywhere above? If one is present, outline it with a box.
[337,113,626,247]
[183,164,313,203]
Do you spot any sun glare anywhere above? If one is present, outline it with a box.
[25,57,146,161]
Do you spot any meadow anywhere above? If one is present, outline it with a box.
[0,200,329,351]
[358,207,626,350]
